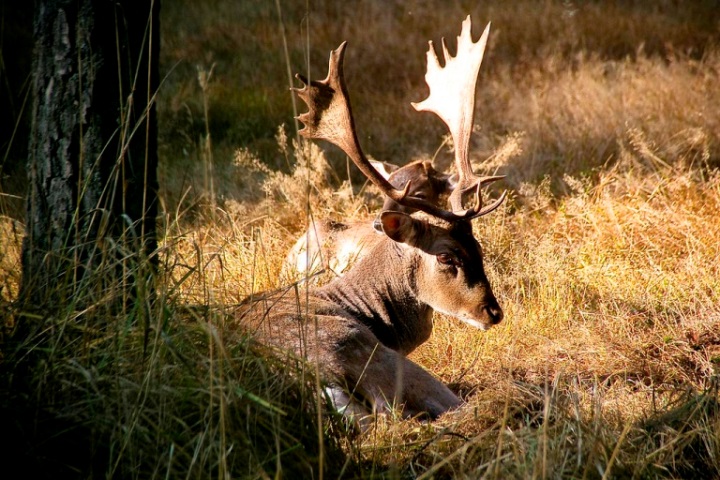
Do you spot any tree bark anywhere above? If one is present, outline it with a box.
[21,0,160,307]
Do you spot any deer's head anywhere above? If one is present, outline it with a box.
[378,210,503,329]
[293,16,506,329]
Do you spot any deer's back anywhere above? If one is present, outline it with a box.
[237,288,377,375]
[282,219,382,282]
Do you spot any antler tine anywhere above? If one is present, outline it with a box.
[412,16,505,219]
[293,42,488,222]
[469,176,508,217]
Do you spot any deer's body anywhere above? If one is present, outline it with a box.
[243,212,501,418]
[240,291,460,418]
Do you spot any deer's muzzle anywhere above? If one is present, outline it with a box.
[483,303,503,325]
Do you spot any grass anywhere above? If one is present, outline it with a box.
[2,0,720,477]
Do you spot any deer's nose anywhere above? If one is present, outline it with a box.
[484,304,503,325]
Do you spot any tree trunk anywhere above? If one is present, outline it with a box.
[21,0,160,308]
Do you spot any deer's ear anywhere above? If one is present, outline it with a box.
[379,211,418,243]
[369,159,399,180]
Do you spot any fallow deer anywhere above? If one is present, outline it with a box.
[241,17,506,419]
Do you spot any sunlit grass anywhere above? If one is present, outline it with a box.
[149,118,720,477]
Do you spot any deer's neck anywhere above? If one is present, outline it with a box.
[315,239,433,355]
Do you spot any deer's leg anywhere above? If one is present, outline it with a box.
[324,385,374,429]
[334,327,462,420]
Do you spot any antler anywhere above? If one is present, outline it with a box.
[293,43,483,222]
[294,44,446,219]
[293,31,506,222]
[293,43,400,197]
[412,16,506,218]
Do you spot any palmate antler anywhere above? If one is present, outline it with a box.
[293,17,505,222]
[413,16,506,216]
[292,43,409,206]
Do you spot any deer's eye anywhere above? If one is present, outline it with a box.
[436,253,458,267]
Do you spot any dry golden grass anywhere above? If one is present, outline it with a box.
[0,216,22,303]
[149,128,720,476]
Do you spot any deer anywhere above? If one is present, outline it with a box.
[240,17,506,420]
